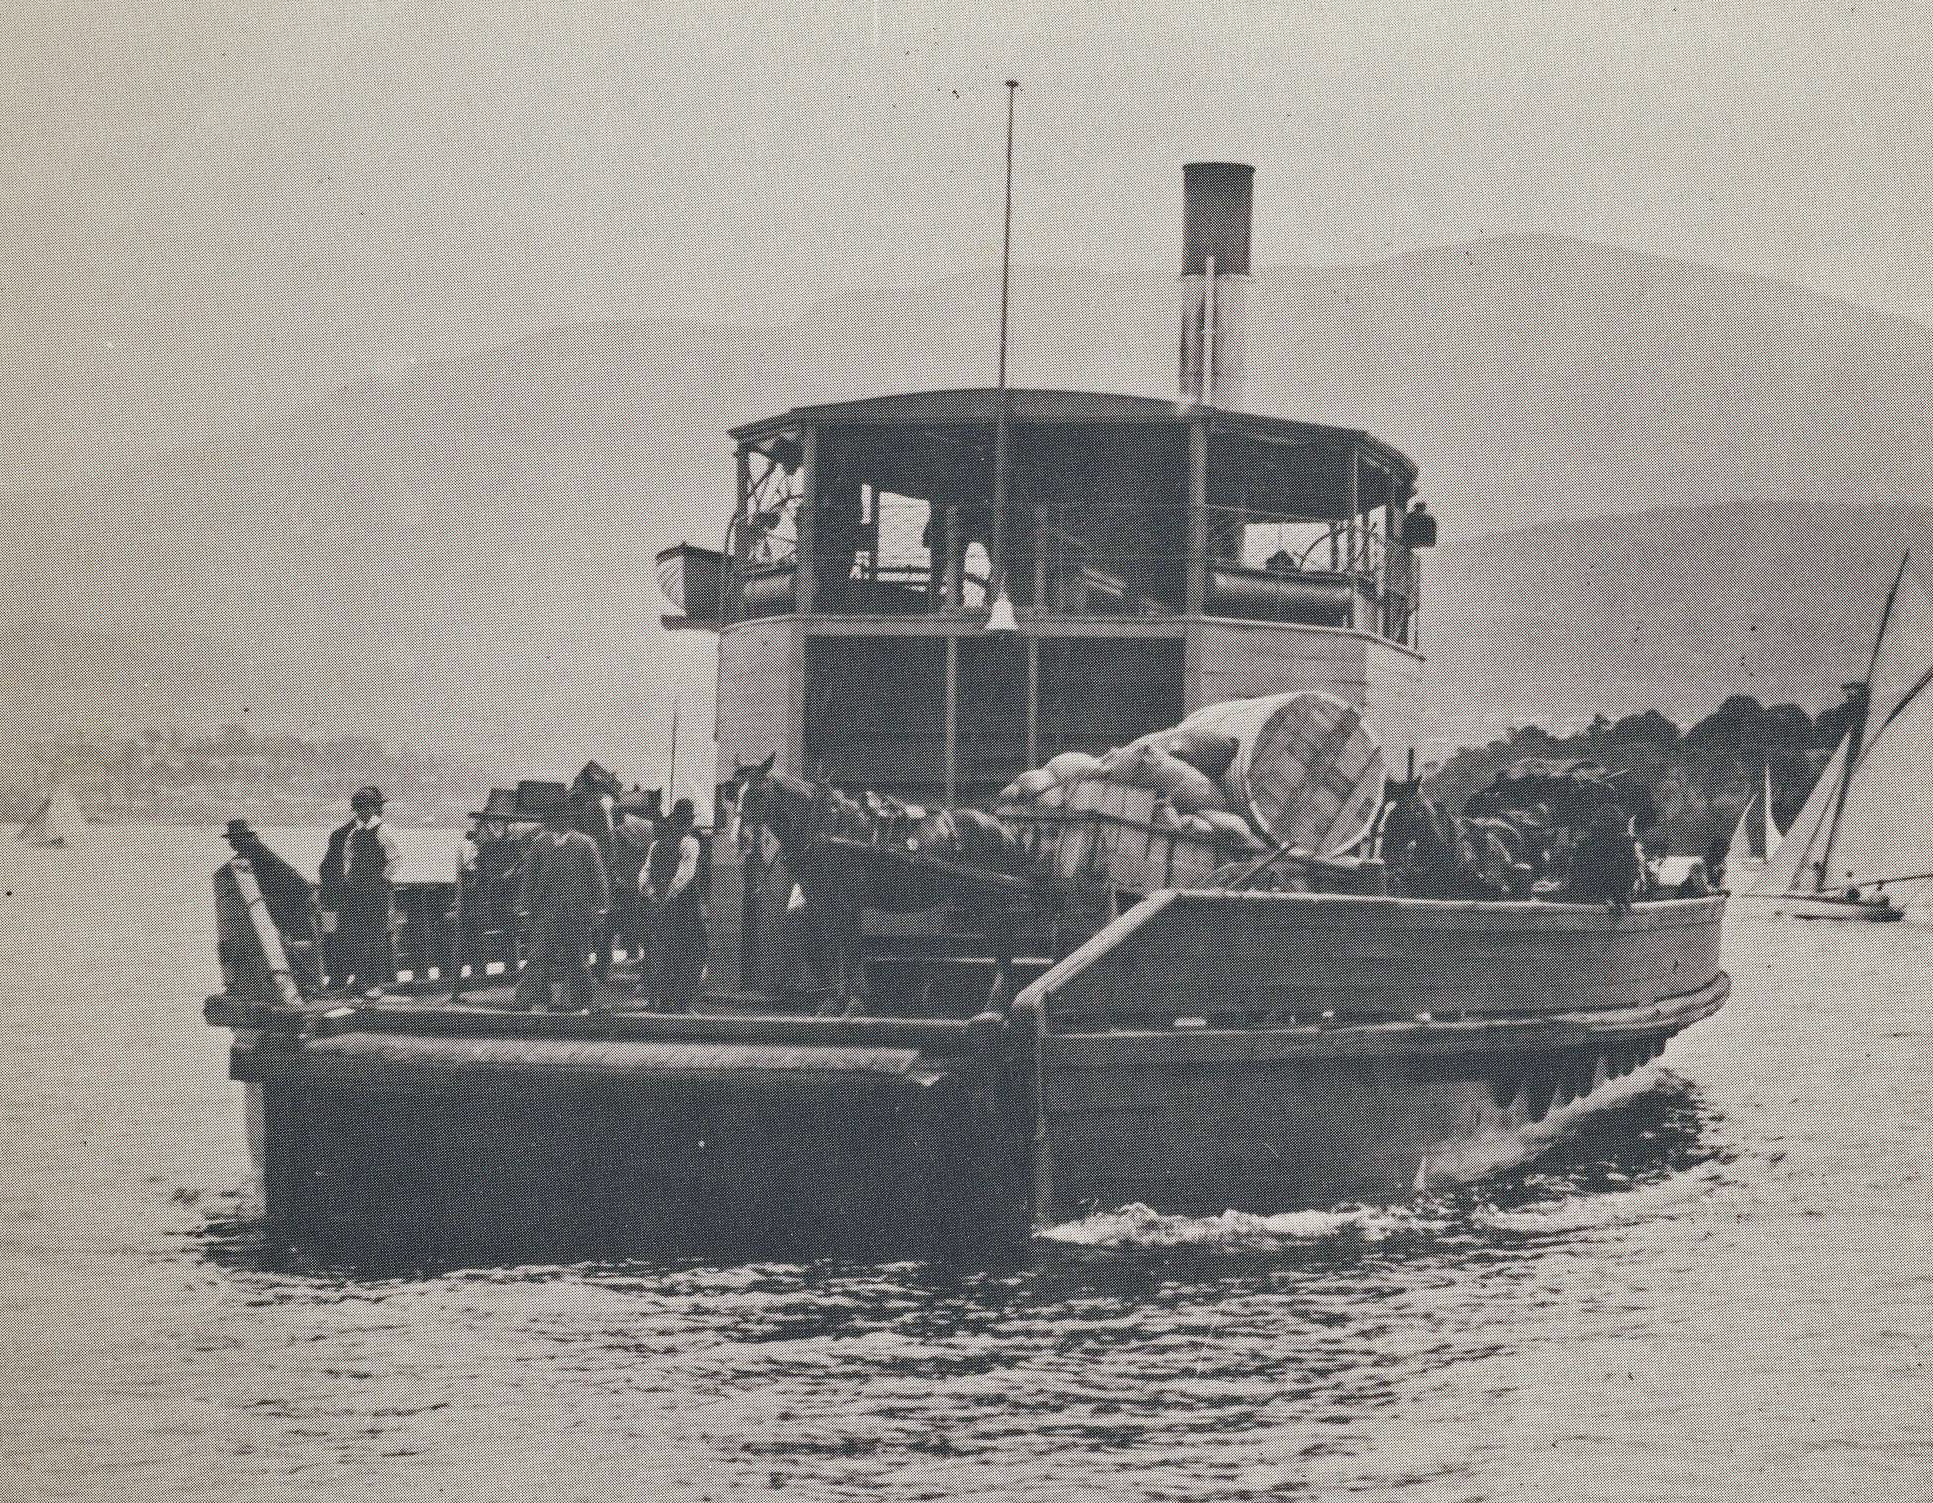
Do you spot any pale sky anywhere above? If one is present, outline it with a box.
[6,0,1930,487]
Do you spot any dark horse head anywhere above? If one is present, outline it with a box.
[1378,777,1455,880]
[1378,777,1517,899]
[728,752,798,848]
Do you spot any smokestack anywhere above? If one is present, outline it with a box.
[1178,162,1254,409]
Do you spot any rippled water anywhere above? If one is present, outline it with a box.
[3,826,1930,1500]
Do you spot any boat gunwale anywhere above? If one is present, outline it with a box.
[1036,972,1728,1067]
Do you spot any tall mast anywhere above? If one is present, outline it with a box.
[1817,550,1910,888]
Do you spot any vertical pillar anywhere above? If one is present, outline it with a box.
[1186,419,1208,616]
[1025,634,1040,768]
[944,634,960,803]
[863,483,879,582]
[1032,504,1048,612]
[731,445,752,623]
[1344,445,1360,630]
[795,425,818,616]
[943,506,963,609]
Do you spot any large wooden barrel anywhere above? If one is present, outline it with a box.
[1180,692,1385,854]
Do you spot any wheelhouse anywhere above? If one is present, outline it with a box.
[662,387,1431,808]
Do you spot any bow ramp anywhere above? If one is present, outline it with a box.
[207,862,1036,1262]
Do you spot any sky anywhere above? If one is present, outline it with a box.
[6,0,1931,489]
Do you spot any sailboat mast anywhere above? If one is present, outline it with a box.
[1817,551,1910,888]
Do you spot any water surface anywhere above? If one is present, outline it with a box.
[2,826,1928,1500]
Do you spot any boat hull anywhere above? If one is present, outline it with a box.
[1035,996,1715,1213]
[220,1009,1033,1261]
[1020,890,1730,1219]
[1765,892,1905,922]
[208,861,1729,1258]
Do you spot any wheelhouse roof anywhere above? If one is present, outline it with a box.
[728,387,1420,491]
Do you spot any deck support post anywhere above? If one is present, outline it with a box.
[796,425,818,617]
[732,445,752,622]
[1344,444,1360,630]
[1186,419,1208,616]
[944,506,963,609]
[1025,633,1040,769]
[944,633,960,803]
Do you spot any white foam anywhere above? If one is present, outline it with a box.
[1037,1201,1421,1250]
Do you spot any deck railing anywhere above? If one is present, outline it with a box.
[717,500,1419,643]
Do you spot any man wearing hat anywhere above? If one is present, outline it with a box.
[515,786,611,1013]
[319,786,402,996]
[642,797,707,1012]
[223,818,322,995]
[606,788,661,981]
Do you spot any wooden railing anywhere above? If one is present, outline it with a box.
[1014,888,1729,1034]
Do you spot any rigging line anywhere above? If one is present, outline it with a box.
[1821,552,1911,881]
[1849,656,1933,769]
[1842,554,1931,774]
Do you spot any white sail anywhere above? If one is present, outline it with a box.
[1762,763,1783,852]
[1858,556,1933,746]
[1749,733,1849,896]
[1726,792,1759,873]
[1798,553,1933,897]
[1823,555,1933,895]
[17,787,83,847]
[1831,683,1933,893]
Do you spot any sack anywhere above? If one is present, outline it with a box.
[1043,750,1101,785]
[1013,767,1059,800]
[1129,745,1230,814]
[952,808,1020,864]
[1134,727,1240,782]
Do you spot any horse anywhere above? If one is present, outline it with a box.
[728,755,1033,1016]
[1377,778,1520,900]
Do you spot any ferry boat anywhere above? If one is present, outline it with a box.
[203,163,1728,1259]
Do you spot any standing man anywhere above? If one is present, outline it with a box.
[515,790,611,1013]
[224,818,322,995]
[608,790,660,983]
[643,798,707,1013]
[319,786,401,997]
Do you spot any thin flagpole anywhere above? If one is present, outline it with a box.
[997,78,1018,392]
[667,700,681,803]
[987,79,1020,628]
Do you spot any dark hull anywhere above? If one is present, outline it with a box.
[1022,890,1730,1218]
[1036,995,1718,1214]
[210,865,1728,1260]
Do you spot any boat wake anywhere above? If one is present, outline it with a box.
[1039,1071,1732,1256]
[1038,1200,1431,1251]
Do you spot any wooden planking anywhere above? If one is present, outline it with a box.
[1041,1010,1681,1095]
[715,619,801,780]
[1180,619,1426,758]
[1018,888,1726,1028]
[302,999,984,1054]
[1360,635,1425,760]
[1062,922,1715,993]
[1053,972,1709,1025]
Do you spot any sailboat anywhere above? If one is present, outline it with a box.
[1724,763,1783,879]
[1748,553,1933,921]
[16,787,83,848]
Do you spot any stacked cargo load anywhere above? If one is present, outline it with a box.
[995,691,1388,895]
